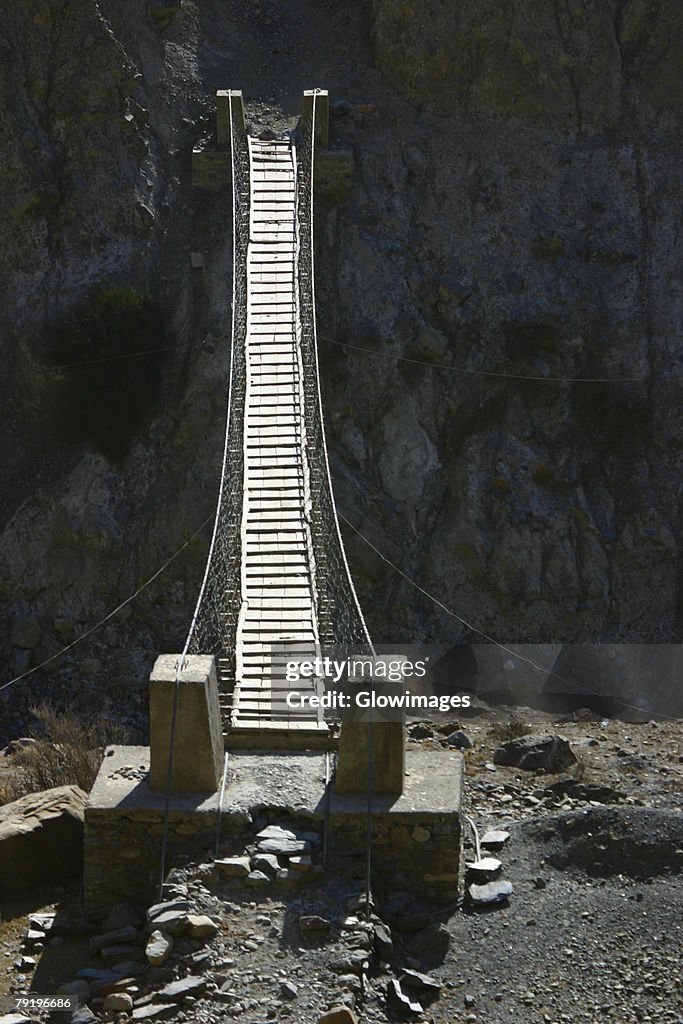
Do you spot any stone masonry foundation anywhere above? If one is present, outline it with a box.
[84,747,463,913]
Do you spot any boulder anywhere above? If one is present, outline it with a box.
[0,785,87,894]
[493,734,576,772]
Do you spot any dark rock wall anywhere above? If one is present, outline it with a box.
[0,0,682,731]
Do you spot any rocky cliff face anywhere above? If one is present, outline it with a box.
[326,0,683,651]
[1,0,682,732]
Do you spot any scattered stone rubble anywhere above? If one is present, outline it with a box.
[214,823,324,888]
[3,813,448,1023]
[17,883,445,1023]
[3,715,683,1023]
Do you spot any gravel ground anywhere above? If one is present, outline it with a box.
[1,709,682,1024]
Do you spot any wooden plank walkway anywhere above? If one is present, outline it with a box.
[225,137,328,746]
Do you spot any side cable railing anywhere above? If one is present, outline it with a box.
[296,93,377,915]
[186,92,250,705]
[295,92,374,657]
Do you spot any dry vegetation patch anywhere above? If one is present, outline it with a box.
[0,703,127,806]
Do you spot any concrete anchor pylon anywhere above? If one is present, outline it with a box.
[149,654,224,793]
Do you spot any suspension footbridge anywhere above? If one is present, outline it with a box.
[83,91,460,917]
[185,91,372,748]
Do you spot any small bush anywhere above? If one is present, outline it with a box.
[0,703,128,805]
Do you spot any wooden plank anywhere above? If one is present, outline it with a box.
[247,356,297,364]
[248,299,295,310]
[245,495,303,507]
[247,253,294,264]
[249,179,295,189]
[245,419,299,429]
[246,492,304,503]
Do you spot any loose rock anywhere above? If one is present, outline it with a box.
[399,968,442,994]
[317,1008,359,1024]
[252,853,279,876]
[446,730,473,749]
[132,1005,177,1021]
[214,856,251,877]
[467,879,514,905]
[156,975,207,1002]
[300,914,331,935]
[466,856,503,882]
[145,930,173,966]
[493,733,576,772]
[387,977,424,1014]
[480,829,510,849]
[373,921,393,961]
[258,837,311,856]
[100,944,144,965]
[145,910,188,936]
[246,870,270,887]
[147,900,190,922]
[90,925,139,953]
[103,992,134,1012]
[186,914,219,938]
